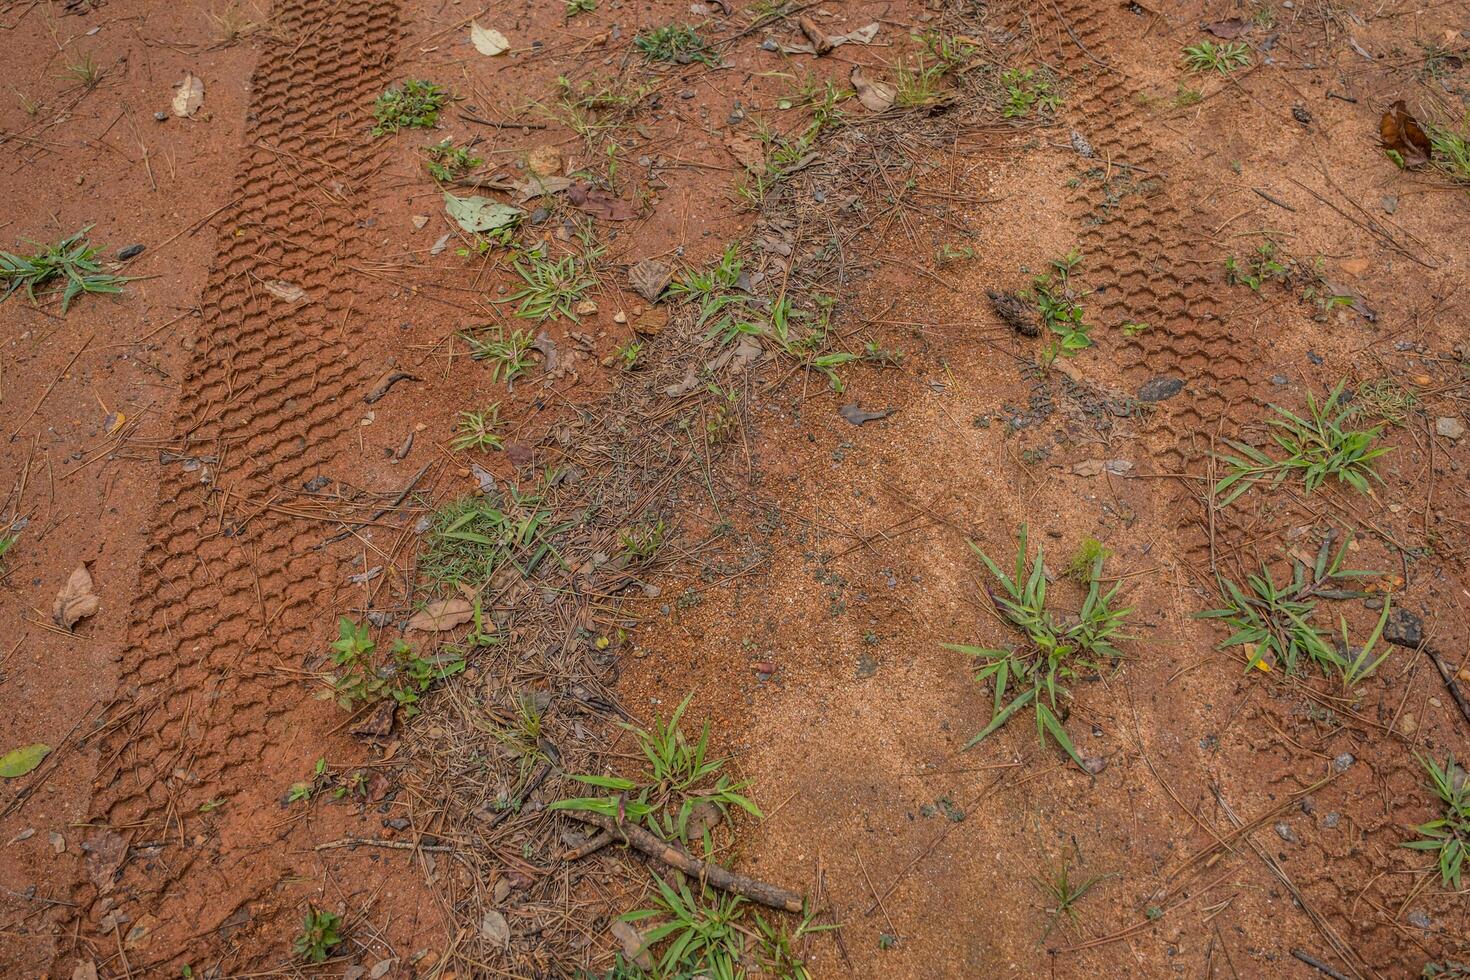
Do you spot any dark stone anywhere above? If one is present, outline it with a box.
[1291,105,1312,125]
[1137,376,1184,402]
[117,243,145,260]
[1383,608,1424,649]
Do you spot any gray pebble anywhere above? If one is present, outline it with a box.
[1137,376,1184,402]
[1332,752,1355,772]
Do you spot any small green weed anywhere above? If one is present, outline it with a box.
[945,524,1132,768]
[1035,851,1107,939]
[371,79,447,136]
[668,242,747,327]
[465,325,537,383]
[1,227,135,313]
[635,24,717,65]
[423,138,482,181]
[1404,754,1468,890]
[451,405,505,452]
[0,534,16,570]
[1183,40,1251,74]
[1214,379,1390,504]
[566,0,595,14]
[292,906,343,963]
[894,55,947,107]
[1353,377,1417,427]
[619,519,667,562]
[613,339,643,370]
[417,491,560,590]
[64,54,104,89]
[1428,120,1470,187]
[551,692,761,852]
[1224,241,1291,290]
[319,617,465,716]
[1001,67,1060,118]
[1065,538,1110,583]
[1026,250,1091,366]
[1120,320,1150,337]
[1197,532,1392,685]
[623,876,747,979]
[506,251,596,322]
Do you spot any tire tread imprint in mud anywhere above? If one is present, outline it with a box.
[72,0,402,953]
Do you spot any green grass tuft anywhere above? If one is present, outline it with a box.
[372,79,447,136]
[1,227,135,313]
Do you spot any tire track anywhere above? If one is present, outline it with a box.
[72,0,401,962]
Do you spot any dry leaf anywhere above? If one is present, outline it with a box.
[850,66,895,112]
[725,134,766,171]
[82,831,128,894]
[262,280,308,304]
[172,72,204,117]
[567,182,638,221]
[526,144,563,177]
[627,259,671,302]
[609,920,653,970]
[513,174,573,203]
[838,404,893,426]
[407,598,474,632]
[53,565,99,629]
[480,909,510,946]
[1202,18,1251,38]
[1380,100,1431,167]
[71,962,99,980]
[470,22,509,56]
[633,307,668,337]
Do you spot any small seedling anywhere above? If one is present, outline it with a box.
[465,325,537,382]
[635,24,717,65]
[613,339,642,370]
[1026,250,1091,366]
[1065,538,1110,583]
[1120,320,1150,337]
[1352,377,1417,427]
[1429,120,1470,187]
[893,54,947,107]
[64,54,104,89]
[319,617,465,715]
[422,138,482,181]
[1214,379,1390,504]
[1405,754,1469,890]
[292,906,343,963]
[287,757,331,803]
[551,692,761,852]
[1224,241,1290,290]
[1,227,135,313]
[1198,532,1392,685]
[668,242,746,327]
[945,525,1132,768]
[1035,852,1107,939]
[506,251,595,322]
[0,534,15,570]
[1001,67,1060,118]
[371,79,447,136]
[451,405,504,452]
[565,0,595,14]
[754,908,832,980]
[622,876,747,978]
[1183,40,1251,74]
[619,519,667,562]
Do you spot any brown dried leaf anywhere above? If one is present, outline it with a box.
[53,564,99,629]
[627,259,671,302]
[407,598,474,632]
[82,831,128,894]
[609,919,654,970]
[850,66,895,112]
[1202,18,1251,39]
[567,182,638,221]
[1380,100,1431,167]
[633,307,668,337]
[172,72,204,117]
[262,279,309,304]
[725,134,766,172]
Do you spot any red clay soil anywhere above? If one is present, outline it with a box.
[1,0,1468,977]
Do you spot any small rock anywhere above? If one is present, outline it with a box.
[612,311,628,324]
[574,299,598,316]
[1137,376,1184,402]
[1291,104,1312,124]
[1332,752,1355,772]
[1323,811,1340,828]
[1436,416,1465,439]
[153,111,167,122]
[1383,609,1423,649]
[1399,713,1417,735]
[117,244,145,260]
[1381,195,1398,214]
[1407,910,1432,929]
[1271,374,1288,385]
[1069,129,1095,158]
[1273,821,1299,844]
[1081,755,1108,775]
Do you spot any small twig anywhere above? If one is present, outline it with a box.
[315,836,454,853]
[559,829,613,861]
[1293,948,1353,980]
[560,809,804,912]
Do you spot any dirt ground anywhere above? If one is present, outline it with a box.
[2,0,1468,977]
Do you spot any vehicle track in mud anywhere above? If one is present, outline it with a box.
[71,0,402,962]
[1050,0,1256,456]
